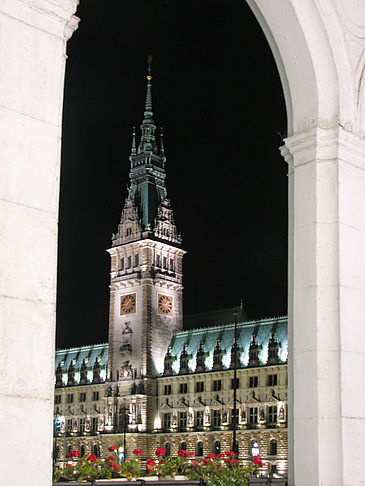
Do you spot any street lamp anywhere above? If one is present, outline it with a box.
[232,312,239,458]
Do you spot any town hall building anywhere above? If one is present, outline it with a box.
[54,65,288,477]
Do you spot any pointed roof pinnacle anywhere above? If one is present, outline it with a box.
[131,126,137,155]
[144,55,153,120]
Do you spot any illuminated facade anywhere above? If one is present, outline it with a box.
[54,66,288,477]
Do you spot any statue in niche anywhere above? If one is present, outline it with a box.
[188,410,194,426]
[121,360,133,380]
[80,359,88,385]
[172,412,177,427]
[260,408,265,421]
[279,406,285,420]
[204,408,211,425]
[120,322,133,353]
[241,409,246,422]
[222,410,228,423]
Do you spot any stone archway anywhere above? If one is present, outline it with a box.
[1,1,365,485]
[247,2,365,485]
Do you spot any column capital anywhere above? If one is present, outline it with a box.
[0,0,79,40]
[280,126,365,171]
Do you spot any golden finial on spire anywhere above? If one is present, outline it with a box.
[147,54,153,81]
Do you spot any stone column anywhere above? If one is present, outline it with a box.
[0,1,79,485]
[281,126,365,486]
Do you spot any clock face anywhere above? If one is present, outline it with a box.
[120,294,136,315]
[158,294,173,316]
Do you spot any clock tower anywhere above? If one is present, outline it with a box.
[107,60,185,384]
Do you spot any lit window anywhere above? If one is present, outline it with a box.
[196,441,204,457]
[179,411,187,428]
[268,374,278,386]
[249,376,258,388]
[231,378,239,389]
[269,439,277,456]
[213,410,221,426]
[79,417,85,433]
[268,406,277,423]
[163,413,171,429]
[213,380,221,391]
[91,417,98,432]
[251,439,259,457]
[165,443,171,456]
[195,411,204,427]
[214,441,221,455]
[249,407,258,424]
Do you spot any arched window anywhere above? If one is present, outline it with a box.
[214,441,221,455]
[196,441,204,457]
[164,442,171,456]
[80,445,85,457]
[55,446,59,459]
[93,444,100,458]
[180,441,187,453]
[251,439,259,457]
[269,439,277,456]
[67,445,72,456]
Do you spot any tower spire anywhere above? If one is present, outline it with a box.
[138,55,157,154]
[131,126,136,155]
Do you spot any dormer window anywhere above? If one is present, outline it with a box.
[163,257,167,269]
[170,258,174,271]
[156,255,160,267]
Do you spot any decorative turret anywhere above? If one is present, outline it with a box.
[267,331,281,365]
[163,347,173,376]
[248,334,260,367]
[195,341,206,373]
[67,361,75,386]
[179,345,189,374]
[55,362,63,388]
[212,339,223,371]
[79,359,88,385]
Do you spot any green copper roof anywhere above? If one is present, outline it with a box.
[168,316,288,374]
[55,343,108,386]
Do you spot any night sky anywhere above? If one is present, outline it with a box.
[56,0,287,349]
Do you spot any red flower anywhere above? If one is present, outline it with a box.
[208,453,217,460]
[253,456,263,466]
[66,463,72,467]
[87,454,97,462]
[108,446,118,453]
[190,452,195,457]
[192,461,197,466]
[133,448,143,456]
[178,450,189,458]
[225,451,235,456]
[68,450,81,458]
[218,454,225,458]
[111,462,120,470]
[106,455,116,462]
[156,447,166,457]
